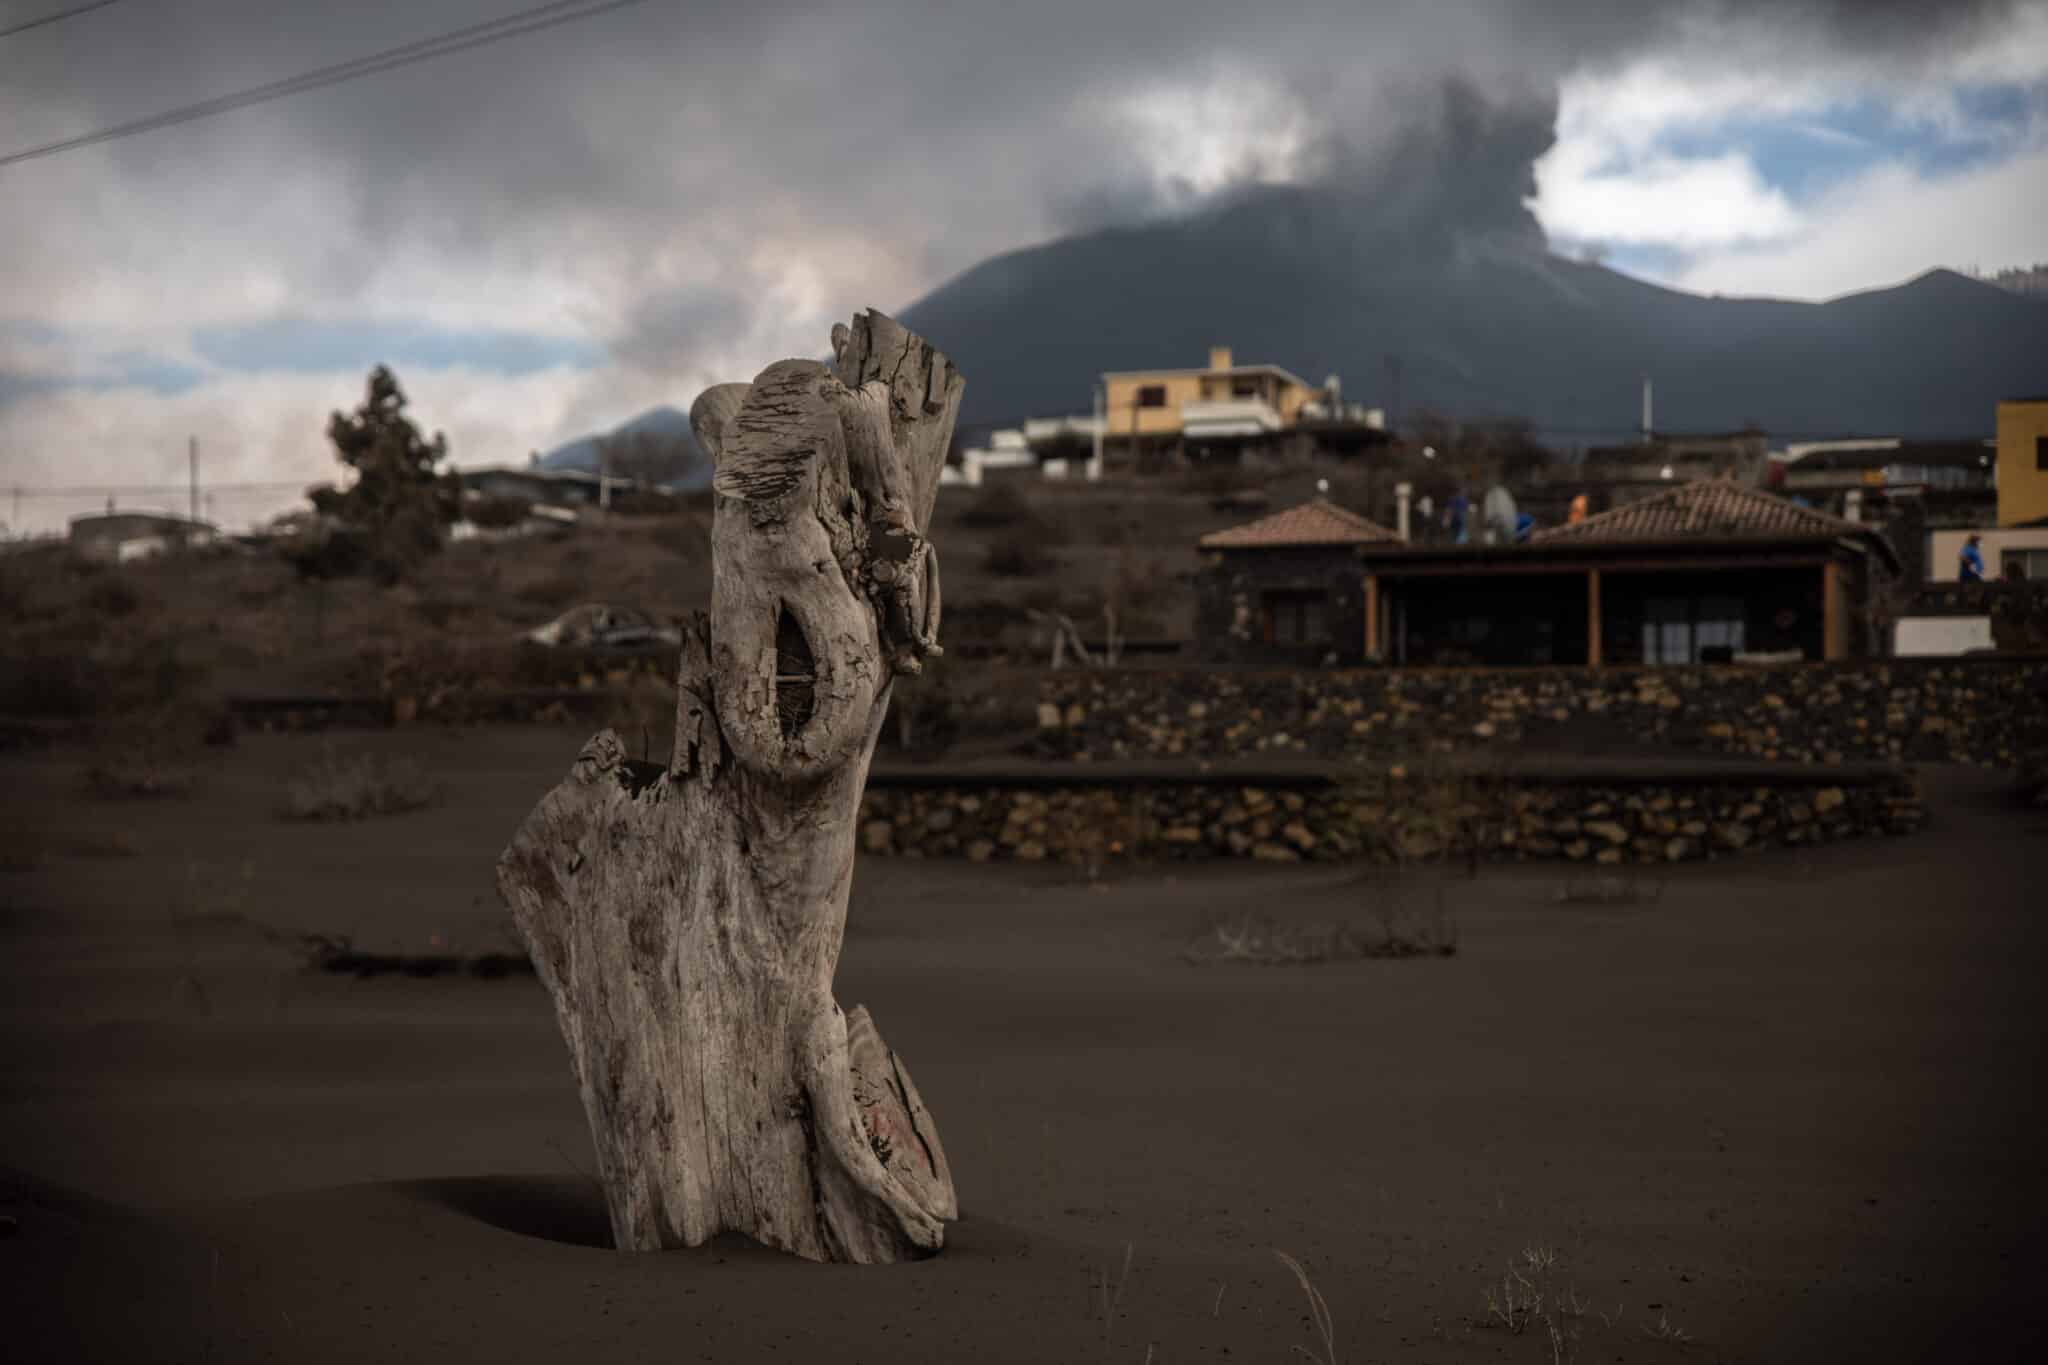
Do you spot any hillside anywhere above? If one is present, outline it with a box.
[897,182,2048,441]
[538,405,712,490]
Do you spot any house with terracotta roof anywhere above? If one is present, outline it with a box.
[1100,347,1391,472]
[1194,498,1401,665]
[1196,483,1902,667]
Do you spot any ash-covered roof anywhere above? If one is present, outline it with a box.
[1531,480,1865,546]
[1199,498,1400,550]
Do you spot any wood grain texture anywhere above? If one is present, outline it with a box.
[498,311,962,1262]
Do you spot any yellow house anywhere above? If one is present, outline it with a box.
[1996,397,2048,526]
[1101,346,1320,466]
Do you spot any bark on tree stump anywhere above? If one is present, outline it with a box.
[497,311,963,1262]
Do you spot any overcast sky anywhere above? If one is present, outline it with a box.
[2,0,2044,534]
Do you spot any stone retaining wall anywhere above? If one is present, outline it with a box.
[1034,660,2047,769]
[858,771,1923,867]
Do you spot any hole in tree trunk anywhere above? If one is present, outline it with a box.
[775,605,816,737]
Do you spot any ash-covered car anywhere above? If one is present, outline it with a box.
[524,603,683,650]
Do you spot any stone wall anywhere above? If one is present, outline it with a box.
[1194,546,1367,668]
[857,771,1923,866]
[1034,659,2048,768]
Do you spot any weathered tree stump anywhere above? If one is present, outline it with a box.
[497,311,962,1262]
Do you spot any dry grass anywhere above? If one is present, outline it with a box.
[1551,874,1667,906]
[1183,904,1457,965]
[983,532,1061,578]
[1478,1245,1614,1365]
[1640,1310,1694,1345]
[1273,1249,1338,1365]
[80,701,226,799]
[1093,1241,1136,1359]
[84,753,199,799]
[281,749,438,821]
[956,482,1046,532]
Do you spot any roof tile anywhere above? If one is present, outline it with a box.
[1530,479,1865,546]
[1200,498,1400,550]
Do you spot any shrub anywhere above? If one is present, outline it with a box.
[982,532,1058,578]
[84,574,145,616]
[1185,460,1263,497]
[465,495,529,529]
[85,753,196,799]
[650,517,709,561]
[82,699,220,799]
[609,489,685,517]
[415,593,468,629]
[515,575,583,609]
[1182,908,1457,965]
[957,482,1045,532]
[282,750,438,821]
[0,651,100,717]
[280,523,372,581]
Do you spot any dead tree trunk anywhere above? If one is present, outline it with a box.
[497,311,962,1262]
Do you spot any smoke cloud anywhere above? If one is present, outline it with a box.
[0,0,2035,529]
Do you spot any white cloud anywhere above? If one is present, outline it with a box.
[1674,143,2048,301]
[1530,59,1825,254]
[1536,140,1801,248]
[1531,18,2048,279]
[1098,70,1317,198]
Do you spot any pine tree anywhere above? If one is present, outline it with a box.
[306,365,458,581]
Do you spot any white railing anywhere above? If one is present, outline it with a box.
[1180,398,1281,437]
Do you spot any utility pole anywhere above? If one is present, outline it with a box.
[1090,381,1104,481]
[599,439,612,511]
[1640,375,1654,443]
[1385,353,1403,437]
[189,435,199,524]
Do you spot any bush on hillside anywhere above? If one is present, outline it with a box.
[982,532,1058,578]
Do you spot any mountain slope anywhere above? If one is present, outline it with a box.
[896,184,2048,441]
[538,405,710,489]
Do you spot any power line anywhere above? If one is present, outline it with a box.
[8,481,309,497]
[0,0,652,169]
[0,0,125,41]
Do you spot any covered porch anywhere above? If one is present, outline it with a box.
[1360,546,1860,667]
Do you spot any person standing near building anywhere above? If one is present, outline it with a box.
[1448,489,1470,545]
[1568,493,1588,525]
[1959,533,1986,583]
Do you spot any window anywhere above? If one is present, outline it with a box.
[1692,596,1747,660]
[2037,435,2048,471]
[1641,595,1746,665]
[1230,378,1259,399]
[1136,385,1167,409]
[2003,548,2048,581]
[1643,598,1691,666]
[1263,589,1330,646]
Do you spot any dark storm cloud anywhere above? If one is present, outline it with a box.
[0,0,2028,359]
[610,284,752,374]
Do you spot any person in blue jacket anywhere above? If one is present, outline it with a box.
[1448,490,1470,545]
[1514,510,1535,543]
[1959,533,1986,583]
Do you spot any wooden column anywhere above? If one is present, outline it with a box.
[1364,573,1380,662]
[1835,556,1851,658]
[1587,569,1603,667]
